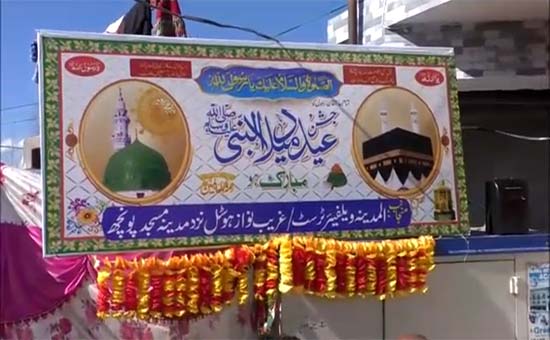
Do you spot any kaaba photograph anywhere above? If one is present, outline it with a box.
[352,87,441,198]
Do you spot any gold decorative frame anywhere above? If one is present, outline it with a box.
[351,86,442,199]
[77,79,193,205]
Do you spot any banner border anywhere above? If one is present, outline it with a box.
[40,33,469,256]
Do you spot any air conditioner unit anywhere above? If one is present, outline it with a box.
[21,135,41,170]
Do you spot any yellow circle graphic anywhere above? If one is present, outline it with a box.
[352,87,441,198]
[138,87,183,136]
[78,79,192,205]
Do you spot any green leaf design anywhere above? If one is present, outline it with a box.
[40,35,469,255]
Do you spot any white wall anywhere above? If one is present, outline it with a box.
[280,252,549,340]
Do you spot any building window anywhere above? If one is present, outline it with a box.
[31,147,40,169]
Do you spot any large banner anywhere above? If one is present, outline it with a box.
[528,263,550,340]
[39,31,468,255]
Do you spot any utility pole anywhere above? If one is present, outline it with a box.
[347,0,358,44]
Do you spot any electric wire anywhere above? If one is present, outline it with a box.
[0,103,38,112]
[274,3,347,38]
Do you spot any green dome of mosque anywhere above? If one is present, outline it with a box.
[103,139,172,192]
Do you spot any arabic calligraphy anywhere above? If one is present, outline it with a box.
[130,59,192,78]
[415,69,444,86]
[199,172,236,195]
[342,65,396,86]
[204,104,339,166]
[204,103,238,136]
[196,66,341,99]
[249,170,307,193]
[65,56,105,77]
[312,98,350,108]
[388,200,410,224]
[69,62,101,73]
[101,199,412,240]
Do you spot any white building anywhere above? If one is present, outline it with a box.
[327,0,549,91]
[326,0,550,230]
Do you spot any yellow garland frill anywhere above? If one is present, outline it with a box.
[96,236,435,321]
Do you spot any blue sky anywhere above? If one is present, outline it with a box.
[0,0,343,164]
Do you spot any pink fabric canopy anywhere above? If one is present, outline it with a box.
[0,163,88,323]
[0,163,255,339]
[0,224,89,323]
[0,163,225,324]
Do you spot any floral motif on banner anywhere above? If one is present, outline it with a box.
[40,34,470,255]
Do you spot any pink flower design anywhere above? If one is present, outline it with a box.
[237,304,248,328]
[120,322,135,340]
[21,190,40,207]
[0,164,6,186]
[0,324,14,340]
[85,303,99,325]
[169,320,189,340]
[22,328,33,340]
[208,314,220,331]
[140,327,153,340]
[16,326,34,340]
[68,198,89,213]
[58,318,72,335]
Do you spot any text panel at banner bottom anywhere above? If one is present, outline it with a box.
[101,199,412,240]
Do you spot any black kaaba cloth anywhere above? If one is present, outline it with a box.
[362,127,434,185]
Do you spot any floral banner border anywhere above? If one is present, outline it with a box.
[40,35,469,255]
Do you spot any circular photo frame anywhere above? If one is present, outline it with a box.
[351,86,442,198]
[78,79,192,205]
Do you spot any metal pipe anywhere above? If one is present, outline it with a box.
[347,0,358,44]
[0,145,24,149]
